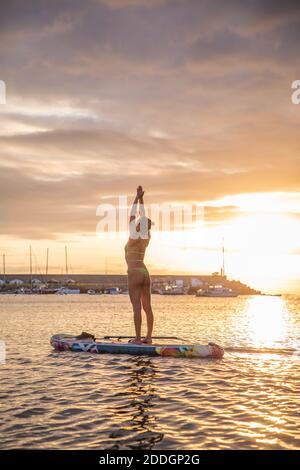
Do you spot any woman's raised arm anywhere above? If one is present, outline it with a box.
[129,193,139,224]
[129,186,144,224]
[139,193,145,217]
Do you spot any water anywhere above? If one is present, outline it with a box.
[0,294,299,450]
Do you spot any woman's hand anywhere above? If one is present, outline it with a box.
[130,186,144,223]
[136,185,144,199]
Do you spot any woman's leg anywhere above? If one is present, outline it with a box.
[128,271,143,342]
[141,278,154,343]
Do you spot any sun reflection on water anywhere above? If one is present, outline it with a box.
[245,296,288,348]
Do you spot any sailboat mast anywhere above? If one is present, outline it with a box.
[65,246,68,281]
[29,245,32,290]
[222,237,225,277]
[3,254,5,283]
[46,248,49,276]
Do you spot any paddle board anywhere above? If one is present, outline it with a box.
[50,334,224,358]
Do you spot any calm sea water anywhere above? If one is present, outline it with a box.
[0,294,299,450]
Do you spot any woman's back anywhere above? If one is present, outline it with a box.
[125,237,149,265]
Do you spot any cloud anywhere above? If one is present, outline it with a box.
[0,0,299,239]
[0,151,299,239]
[97,0,168,8]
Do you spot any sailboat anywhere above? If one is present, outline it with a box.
[196,285,238,297]
[56,247,80,294]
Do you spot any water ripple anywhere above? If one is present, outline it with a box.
[0,294,299,449]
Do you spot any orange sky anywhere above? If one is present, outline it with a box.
[0,0,300,293]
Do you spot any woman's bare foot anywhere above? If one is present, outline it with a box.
[142,337,152,344]
[128,338,143,344]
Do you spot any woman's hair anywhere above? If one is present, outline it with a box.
[136,216,153,233]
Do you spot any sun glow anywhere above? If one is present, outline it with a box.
[223,213,300,255]
[245,296,289,348]
[148,193,300,293]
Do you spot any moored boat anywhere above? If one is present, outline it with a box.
[196,285,238,297]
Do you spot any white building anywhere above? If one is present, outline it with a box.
[191,278,204,288]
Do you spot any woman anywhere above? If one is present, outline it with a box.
[125,186,154,344]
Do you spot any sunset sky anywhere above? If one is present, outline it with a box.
[0,0,300,293]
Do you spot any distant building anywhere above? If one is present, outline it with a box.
[191,278,204,288]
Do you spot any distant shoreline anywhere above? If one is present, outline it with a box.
[1,273,261,295]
